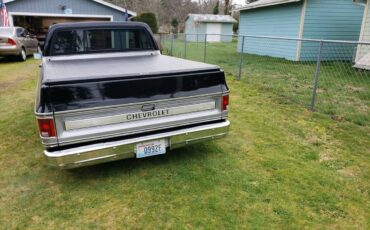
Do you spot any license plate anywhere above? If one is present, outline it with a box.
[136,139,166,158]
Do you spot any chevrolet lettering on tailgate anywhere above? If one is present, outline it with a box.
[127,109,170,121]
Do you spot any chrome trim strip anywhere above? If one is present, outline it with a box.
[64,101,216,130]
[56,117,222,146]
[53,93,222,115]
[76,154,117,164]
[44,120,230,169]
[35,112,53,116]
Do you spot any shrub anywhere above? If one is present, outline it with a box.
[132,12,158,33]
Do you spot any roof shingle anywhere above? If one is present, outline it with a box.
[186,14,237,23]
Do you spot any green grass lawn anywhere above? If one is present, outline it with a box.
[0,58,369,229]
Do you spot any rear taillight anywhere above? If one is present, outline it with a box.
[7,38,16,46]
[37,118,56,138]
[222,95,229,111]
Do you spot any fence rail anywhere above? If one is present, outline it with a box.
[177,33,370,45]
[160,33,370,126]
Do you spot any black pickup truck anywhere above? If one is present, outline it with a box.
[35,22,230,169]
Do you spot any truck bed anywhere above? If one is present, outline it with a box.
[42,51,220,84]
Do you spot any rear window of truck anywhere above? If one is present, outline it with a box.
[50,28,155,55]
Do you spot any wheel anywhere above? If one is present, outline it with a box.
[19,48,27,62]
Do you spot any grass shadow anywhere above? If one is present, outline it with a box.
[0,56,19,63]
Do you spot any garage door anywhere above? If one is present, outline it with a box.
[13,15,110,35]
[12,15,111,48]
[206,23,221,42]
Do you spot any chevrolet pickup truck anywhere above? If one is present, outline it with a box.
[35,22,230,169]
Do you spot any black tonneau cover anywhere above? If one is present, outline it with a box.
[36,22,228,114]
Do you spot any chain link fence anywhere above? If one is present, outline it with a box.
[160,33,370,126]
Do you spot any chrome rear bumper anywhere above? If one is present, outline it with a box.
[44,120,230,169]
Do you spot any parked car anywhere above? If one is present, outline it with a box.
[0,27,39,61]
[35,22,230,169]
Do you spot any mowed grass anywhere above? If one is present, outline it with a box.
[0,58,369,229]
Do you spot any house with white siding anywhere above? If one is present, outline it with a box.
[355,0,370,69]
[236,0,365,61]
[185,14,236,42]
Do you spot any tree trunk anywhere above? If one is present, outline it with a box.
[224,0,230,15]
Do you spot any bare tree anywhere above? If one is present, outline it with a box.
[107,0,227,32]
[224,0,231,15]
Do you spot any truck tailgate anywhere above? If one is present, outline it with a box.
[45,70,228,147]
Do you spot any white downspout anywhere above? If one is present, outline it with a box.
[296,0,307,61]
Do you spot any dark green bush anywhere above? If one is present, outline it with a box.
[132,12,158,33]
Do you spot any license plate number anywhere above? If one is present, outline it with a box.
[136,139,166,158]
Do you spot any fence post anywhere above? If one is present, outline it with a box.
[170,34,174,56]
[203,34,207,63]
[238,36,245,81]
[311,40,324,111]
[184,34,187,59]
[159,34,162,51]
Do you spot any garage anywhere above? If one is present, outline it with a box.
[1,0,136,47]
[184,14,237,43]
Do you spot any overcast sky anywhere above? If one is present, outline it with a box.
[232,0,246,6]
